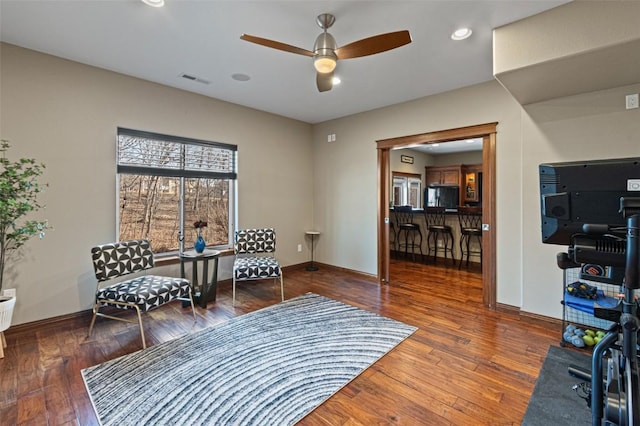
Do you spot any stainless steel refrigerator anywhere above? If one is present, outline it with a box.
[425,185,459,209]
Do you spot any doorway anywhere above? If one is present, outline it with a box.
[376,122,497,308]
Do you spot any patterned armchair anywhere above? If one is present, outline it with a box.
[232,228,284,306]
[88,239,196,349]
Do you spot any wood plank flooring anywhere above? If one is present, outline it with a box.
[0,259,561,425]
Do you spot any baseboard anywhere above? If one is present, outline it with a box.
[216,262,376,289]
[6,309,93,336]
[12,262,503,335]
[496,302,563,331]
[313,262,377,279]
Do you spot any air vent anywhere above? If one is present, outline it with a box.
[180,73,210,85]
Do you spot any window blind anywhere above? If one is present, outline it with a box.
[117,127,237,180]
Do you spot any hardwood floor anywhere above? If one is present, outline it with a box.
[0,259,560,425]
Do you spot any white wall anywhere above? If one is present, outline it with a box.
[1,43,313,325]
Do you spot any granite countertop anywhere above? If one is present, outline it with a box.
[390,207,464,214]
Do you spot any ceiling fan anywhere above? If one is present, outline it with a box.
[240,13,412,93]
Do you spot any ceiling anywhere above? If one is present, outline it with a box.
[406,138,483,155]
[0,0,569,124]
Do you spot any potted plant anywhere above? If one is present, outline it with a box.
[0,139,50,330]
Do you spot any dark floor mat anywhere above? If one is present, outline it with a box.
[522,345,592,425]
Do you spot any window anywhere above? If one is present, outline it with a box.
[117,128,237,254]
[392,172,422,208]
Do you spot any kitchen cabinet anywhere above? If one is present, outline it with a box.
[425,165,461,186]
[462,164,483,204]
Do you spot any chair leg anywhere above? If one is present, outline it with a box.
[0,331,5,359]
[409,231,416,262]
[187,289,197,321]
[392,228,399,259]
[443,233,448,261]
[88,302,100,337]
[278,273,284,302]
[433,233,439,261]
[133,305,146,349]
[448,232,455,264]
[232,276,237,307]
[403,230,409,259]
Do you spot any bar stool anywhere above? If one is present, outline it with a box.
[457,206,482,269]
[393,205,423,261]
[389,222,397,258]
[424,206,455,263]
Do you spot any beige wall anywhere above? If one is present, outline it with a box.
[3,38,639,326]
[1,43,313,325]
[521,83,640,317]
[389,149,431,180]
[312,81,525,301]
[493,1,640,106]
[390,149,483,173]
[494,1,640,74]
[430,151,483,167]
[312,79,640,319]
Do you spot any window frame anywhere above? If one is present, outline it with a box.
[116,127,237,255]
[391,171,422,208]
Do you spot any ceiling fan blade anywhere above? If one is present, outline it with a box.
[240,34,314,57]
[316,71,333,92]
[335,30,412,60]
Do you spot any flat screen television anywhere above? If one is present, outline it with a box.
[539,157,640,245]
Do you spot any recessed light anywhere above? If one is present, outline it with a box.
[232,73,251,82]
[141,0,165,7]
[451,28,472,41]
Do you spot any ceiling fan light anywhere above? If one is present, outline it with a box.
[314,56,337,73]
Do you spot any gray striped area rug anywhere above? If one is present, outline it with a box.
[81,292,417,425]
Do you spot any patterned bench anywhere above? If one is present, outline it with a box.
[232,228,284,306]
[88,239,195,349]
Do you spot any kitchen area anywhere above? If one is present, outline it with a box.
[389,140,483,265]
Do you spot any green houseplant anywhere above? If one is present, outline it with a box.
[0,140,50,294]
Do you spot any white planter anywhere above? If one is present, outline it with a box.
[0,296,16,358]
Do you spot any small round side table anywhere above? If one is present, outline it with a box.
[179,249,220,308]
[305,231,320,271]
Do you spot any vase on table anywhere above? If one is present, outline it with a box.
[194,235,206,253]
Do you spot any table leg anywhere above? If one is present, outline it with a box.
[207,257,218,303]
[199,258,219,308]
[306,234,318,271]
[191,259,201,306]
[180,253,220,309]
[200,260,209,308]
